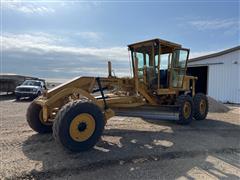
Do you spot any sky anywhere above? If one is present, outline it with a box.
[1,0,240,81]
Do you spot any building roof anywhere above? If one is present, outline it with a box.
[0,73,45,82]
[189,45,240,62]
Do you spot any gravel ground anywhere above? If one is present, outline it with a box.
[0,95,240,180]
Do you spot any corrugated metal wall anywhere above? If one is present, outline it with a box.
[189,50,240,103]
[208,63,240,103]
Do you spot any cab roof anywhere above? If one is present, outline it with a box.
[128,38,182,54]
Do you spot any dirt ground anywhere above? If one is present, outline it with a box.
[0,95,240,180]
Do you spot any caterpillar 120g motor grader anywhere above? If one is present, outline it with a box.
[27,38,208,152]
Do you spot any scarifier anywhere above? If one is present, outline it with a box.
[26,38,208,152]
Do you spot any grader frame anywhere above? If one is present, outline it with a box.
[27,38,208,152]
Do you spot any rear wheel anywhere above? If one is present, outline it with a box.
[193,93,208,120]
[53,101,104,152]
[177,95,193,125]
[26,102,53,133]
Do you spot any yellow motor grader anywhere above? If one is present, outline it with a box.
[27,38,208,152]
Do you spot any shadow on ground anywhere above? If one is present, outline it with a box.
[21,118,240,179]
[0,94,15,101]
[0,94,33,102]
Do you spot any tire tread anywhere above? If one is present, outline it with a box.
[177,94,194,125]
[53,101,104,152]
[193,93,208,120]
[26,102,52,133]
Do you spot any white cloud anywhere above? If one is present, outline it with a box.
[2,32,220,61]
[189,18,239,31]
[2,33,128,61]
[75,32,102,41]
[1,33,130,78]
[3,32,61,44]
[2,32,225,79]
[3,0,101,14]
[3,1,55,14]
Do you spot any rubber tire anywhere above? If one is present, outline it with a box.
[36,91,41,97]
[193,93,208,120]
[26,102,53,133]
[177,94,194,125]
[53,101,104,152]
[31,92,41,101]
[16,96,20,101]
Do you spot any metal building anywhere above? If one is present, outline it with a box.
[187,46,240,104]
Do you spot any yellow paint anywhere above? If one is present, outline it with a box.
[69,113,96,142]
[32,39,199,126]
[103,108,115,122]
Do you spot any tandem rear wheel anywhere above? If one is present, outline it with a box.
[193,93,209,120]
[53,101,105,152]
[177,94,194,125]
[177,93,208,124]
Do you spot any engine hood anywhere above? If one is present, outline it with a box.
[16,85,39,89]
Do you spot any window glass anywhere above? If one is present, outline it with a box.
[154,55,160,73]
[136,53,144,69]
[154,53,172,70]
[135,52,144,80]
[145,54,149,67]
[22,80,41,86]
[160,54,169,70]
[154,55,158,67]
[171,69,185,88]
[172,50,188,68]
[171,49,188,88]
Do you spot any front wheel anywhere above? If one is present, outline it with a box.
[193,93,208,120]
[177,95,194,125]
[16,95,20,101]
[53,101,105,152]
[31,91,41,100]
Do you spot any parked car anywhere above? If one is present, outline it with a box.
[15,80,46,100]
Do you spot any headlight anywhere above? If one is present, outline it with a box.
[32,88,37,92]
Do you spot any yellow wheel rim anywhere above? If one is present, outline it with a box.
[199,99,206,115]
[183,102,191,119]
[69,113,96,142]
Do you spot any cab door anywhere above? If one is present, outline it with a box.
[132,44,158,90]
[134,52,151,85]
[170,49,190,88]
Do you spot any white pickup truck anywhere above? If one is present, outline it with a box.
[15,80,46,100]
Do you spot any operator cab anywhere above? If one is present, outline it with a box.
[128,38,189,92]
